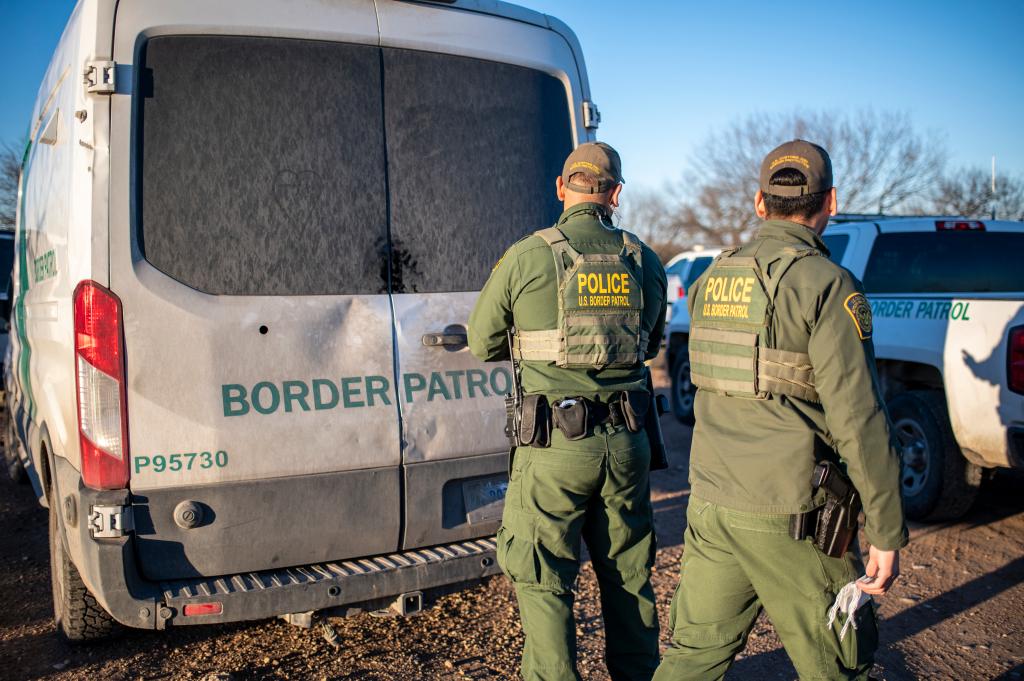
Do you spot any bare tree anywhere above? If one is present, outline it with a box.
[0,142,22,229]
[929,166,1024,220]
[632,110,948,250]
[616,187,689,262]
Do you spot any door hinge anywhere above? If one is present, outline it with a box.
[88,504,133,538]
[582,100,601,130]
[84,60,117,95]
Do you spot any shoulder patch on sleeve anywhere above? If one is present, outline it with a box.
[843,293,873,340]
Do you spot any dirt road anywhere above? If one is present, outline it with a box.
[1,414,1023,680]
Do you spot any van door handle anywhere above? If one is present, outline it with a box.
[422,333,468,347]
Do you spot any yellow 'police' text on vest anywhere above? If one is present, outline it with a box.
[577,272,631,307]
[702,275,755,319]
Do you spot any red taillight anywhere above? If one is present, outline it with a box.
[183,603,223,617]
[677,285,685,299]
[1010,326,1024,395]
[73,281,130,490]
[936,220,985,231]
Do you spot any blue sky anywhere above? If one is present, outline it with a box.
[2,0,1022,189]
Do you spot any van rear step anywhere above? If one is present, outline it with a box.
[157,538,499,626]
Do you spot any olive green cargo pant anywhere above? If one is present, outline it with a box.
[497,424,660,681]
[653,498,878,681]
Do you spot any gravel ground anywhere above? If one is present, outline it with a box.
[1,401,1023,680]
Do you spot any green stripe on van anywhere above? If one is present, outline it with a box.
[14,141,36,419]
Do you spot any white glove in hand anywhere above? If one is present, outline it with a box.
[826,581,872,641]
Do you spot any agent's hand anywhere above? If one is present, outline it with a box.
[860,546,900,595]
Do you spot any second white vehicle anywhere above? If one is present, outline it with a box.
[663,247,720,322]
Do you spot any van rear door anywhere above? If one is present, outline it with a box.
[109,2,401,580]
[376,4,580,549]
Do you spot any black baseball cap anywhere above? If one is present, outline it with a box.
[759,140,833,197]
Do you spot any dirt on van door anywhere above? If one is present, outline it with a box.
[1,396,1023,680]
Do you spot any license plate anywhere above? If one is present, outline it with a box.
[462,476,508,524]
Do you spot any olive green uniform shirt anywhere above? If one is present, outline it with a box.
[688,220,908,551]
[468,202,668,401]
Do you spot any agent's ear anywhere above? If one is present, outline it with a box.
[754,189,768,219]
[608,183,623,209]
[556,176,566,202]
[827,187,838,217]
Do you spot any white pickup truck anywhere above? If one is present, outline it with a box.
[665,217,1024,521]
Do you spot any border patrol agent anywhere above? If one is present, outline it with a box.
[653,140,907,681]
[469,142,668,681]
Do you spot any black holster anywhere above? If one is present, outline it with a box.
[551,398,589,440]
[789,461,862,558]
[619,390,649,433]
[643,372,670,471]
[518,394,551,447]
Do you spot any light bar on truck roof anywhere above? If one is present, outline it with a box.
[936,220,985,231]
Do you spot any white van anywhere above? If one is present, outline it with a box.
[7,0,599,640]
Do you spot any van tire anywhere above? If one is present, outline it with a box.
[670,343,696,426]
[49,486,117,642]
[888,390,981,521]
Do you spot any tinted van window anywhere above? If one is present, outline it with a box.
[383,49,572,293]
[137,37,388,295]
[863,232,1024,293]
[821,234,849,264]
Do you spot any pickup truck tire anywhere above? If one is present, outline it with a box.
[49,485,116,642]
[888,390,981,521]
[670,344,696,425]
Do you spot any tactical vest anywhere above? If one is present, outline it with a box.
[689,245,821,402]
[512,226,646,369]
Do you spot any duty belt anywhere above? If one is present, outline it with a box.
[515,392,643,447]
[577,396,628,428]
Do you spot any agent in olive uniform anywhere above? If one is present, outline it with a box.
[653,141,907,681]
[469,143,667,681]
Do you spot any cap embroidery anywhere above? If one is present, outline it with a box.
[770,154,811,170]
[568,160,602,174]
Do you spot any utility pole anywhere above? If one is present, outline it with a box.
[991,155,997,220]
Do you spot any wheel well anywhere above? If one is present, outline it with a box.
[39,439,53,502]
[876,360,944,400]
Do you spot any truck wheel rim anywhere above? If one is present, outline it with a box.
[895,418,929,496]
[676,360,694,412]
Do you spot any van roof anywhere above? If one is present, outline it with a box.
[417,0,549,28]
[416,1,587,77]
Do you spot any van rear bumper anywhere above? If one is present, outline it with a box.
[157,536,500,627]
[75,485,500,629]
